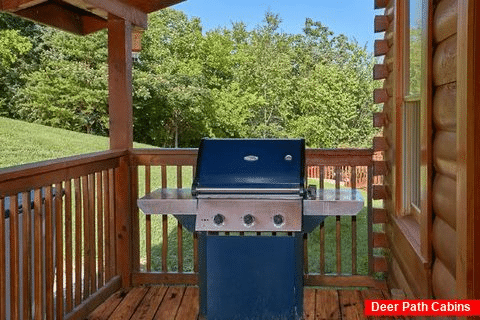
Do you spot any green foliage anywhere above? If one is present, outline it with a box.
[13,29,109,135]
[0,8,379,148]
[0,29,31,67]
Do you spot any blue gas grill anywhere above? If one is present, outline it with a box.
[138,138,364,320]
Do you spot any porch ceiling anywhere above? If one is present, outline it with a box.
[0,0,185,34]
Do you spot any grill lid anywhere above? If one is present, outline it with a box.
[192,138,305,194]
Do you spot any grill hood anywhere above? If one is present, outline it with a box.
[192,138,306,194]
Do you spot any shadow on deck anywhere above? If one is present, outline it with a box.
[86,286,393,320]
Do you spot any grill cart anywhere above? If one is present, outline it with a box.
[138,138,364,320]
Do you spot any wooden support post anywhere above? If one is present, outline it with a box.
[109,14,133,151]
[108,15,134,287]
[456,0,480,300]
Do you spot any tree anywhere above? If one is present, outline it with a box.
[133,9,213,147]
[0,14,34,117]
[13,29,109,135]
[1,8,379,149]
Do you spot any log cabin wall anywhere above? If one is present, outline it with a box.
[374,0,459,298]
[375,0,459,298]
[374,0,433,298]
[431,0,457,299]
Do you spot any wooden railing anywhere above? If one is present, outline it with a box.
[0,147,387,319]
[0,150,125,320]
[130,148,387,288]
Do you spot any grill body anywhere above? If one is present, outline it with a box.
[193,138,306,320]
[137,138,364,320]
[198,233,303,320]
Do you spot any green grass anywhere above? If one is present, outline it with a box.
[1,116,382,278]
[0,116,153,168]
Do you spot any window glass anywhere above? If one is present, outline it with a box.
[408,0,422,95]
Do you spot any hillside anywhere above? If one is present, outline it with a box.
[0,117,154,169]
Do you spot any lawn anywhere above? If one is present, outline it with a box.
[1,116,380,277]
[0,116,154,168]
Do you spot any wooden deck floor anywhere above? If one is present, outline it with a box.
[86,285,393,320]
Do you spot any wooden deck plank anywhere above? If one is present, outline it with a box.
[304,288,316,320]
[154,286,186,320]
[339,290,365,320]
[361,289,391,320]
[130,286,168,320]
[84,286,395,320]
[87,289,130,320]
[175,286,199,320]
[316,289,340,319]
[108,287,149,320]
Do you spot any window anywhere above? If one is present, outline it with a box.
[407,0,423,96]
[402,0,423,220]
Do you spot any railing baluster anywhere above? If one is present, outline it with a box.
[108,169,116,279]
[319,165,324,199]
[10,194,19,320]
[81,176,90,299]
[131,166,140,273]
[303,233,308,274]
[103,170,111,282]
[161,165,168,272]
[22,191,32,320]
[88,174,96,293]
[145,165,152,272]
[65,179,73,313]
[74,178,82,306]
[96,172,104,287]
[367,165,374,276]
[55,182,64,319]
[319,221,325,274]
[351,166,357,275]
[0,197,5,319]
[193,164,198,273]
[45,186,54,319]
[335,166,341,274]
[177,165,183,273]
[33,189,43,318]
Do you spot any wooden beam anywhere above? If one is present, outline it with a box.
[374,39,390,56]
[373,112,387,127]
[373,185,389,200]
[373,136,389,151]
[373,232,388,248]
[373,160,388,176]
[374,88,389,103]
[456,0,480,300]
[15,2,84,34]
[82,14,107,34]
[374,15,390,33]
[373,256,388,272]
[83,0,147,28]
[132,0,186,14]
[373,208,387,224]
[1,0,46,11]
[373,64,389,80]
[374,0,389,10]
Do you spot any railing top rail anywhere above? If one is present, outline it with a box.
[0,149,127,197]
[306,148,374,166]
[131,148,198,166]
[131,148,375,167]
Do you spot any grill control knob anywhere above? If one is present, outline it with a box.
[273,214,284,226]
[213,214,225,225]
[243,214,255,226]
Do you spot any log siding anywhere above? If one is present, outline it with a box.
[431,0,457,298]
